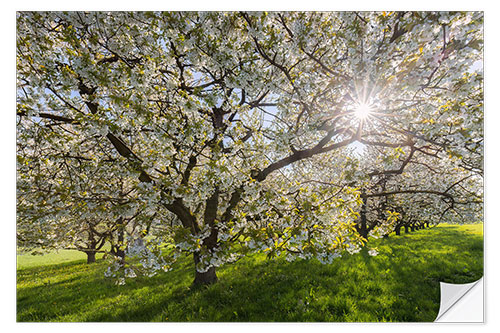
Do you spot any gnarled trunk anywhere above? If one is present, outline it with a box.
[405,225,409,233]
[85,251,96,264]
[193,252,218,285]
[395,225,401,235]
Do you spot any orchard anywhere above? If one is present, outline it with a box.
[17,11,483,286]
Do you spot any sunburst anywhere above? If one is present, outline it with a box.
[353,102,373,120]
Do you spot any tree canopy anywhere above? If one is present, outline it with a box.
[16,11,483,284]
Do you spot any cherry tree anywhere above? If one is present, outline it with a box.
[16,120,160,263]
[17,11,483,284]
[353,143,483,237]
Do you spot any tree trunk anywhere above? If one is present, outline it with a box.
[194,267,218,285]
[357,192,368,239]
[85,251,96,264]
[411,226,415,231]
[193,253,218,285]
[405,225,409,233]
[115,246,126,265]
[395,225,401,235]
[425,222,429,228]
[115,217,126,265]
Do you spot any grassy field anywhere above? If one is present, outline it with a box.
[17,249,105,269]
[16,223,483,322]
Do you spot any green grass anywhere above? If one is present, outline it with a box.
[17,249,105,269]
[16,223,483,322]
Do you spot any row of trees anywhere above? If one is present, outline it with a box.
[17,11,483,284]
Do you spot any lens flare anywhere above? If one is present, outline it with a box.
[354,102,373,119]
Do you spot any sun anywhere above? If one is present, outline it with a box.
[354,102,373,120]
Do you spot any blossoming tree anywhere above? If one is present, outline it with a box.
[17,11,483,284]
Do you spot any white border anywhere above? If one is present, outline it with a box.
[3,1,499,332]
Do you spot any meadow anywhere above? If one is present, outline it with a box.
[16,223,483,322]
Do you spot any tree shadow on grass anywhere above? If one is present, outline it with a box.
[120,226,482,322]
[17,225,483,322]
[17,257,195,322]
[357,226,483,321]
